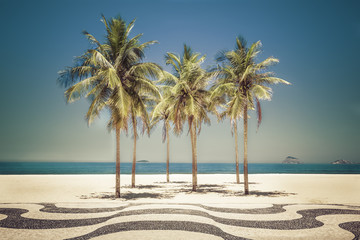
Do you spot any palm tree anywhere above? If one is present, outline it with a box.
[210,65,245,185]
[128,77,161,188]
[151,75,180,183]
[163,45,213,191]
[107,100,129,197]
[58,15,160,197]
[151,92,172,182]
[213,36,290,194]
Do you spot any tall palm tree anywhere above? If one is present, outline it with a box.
[210,77,244,184]
[128,76,161,188]
[164,45,213,191]
[107,100,129,197]
[58,15,160,197]
[151,74,181,182]
[151,91,172,182]
[212,36,290,194]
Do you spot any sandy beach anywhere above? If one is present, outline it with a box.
[0,174,359,204]
[1,174,360,239]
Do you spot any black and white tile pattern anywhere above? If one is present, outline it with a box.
[0,203,359,239]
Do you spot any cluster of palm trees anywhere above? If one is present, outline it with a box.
[58,15,289,198]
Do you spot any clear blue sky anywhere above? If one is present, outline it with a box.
[0,0,359,163]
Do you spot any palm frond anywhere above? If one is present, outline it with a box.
[64,76,100,103]
[135,77,161,98]
[138,40,159,50]
[129,62,162,80]
[252,84,272,100]
[165,52,181,73]
[258,76,291,85]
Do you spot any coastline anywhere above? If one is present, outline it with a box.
[1,162,360,174]
[1,174,359,205]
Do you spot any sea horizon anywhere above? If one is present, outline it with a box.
[1,161,359,175]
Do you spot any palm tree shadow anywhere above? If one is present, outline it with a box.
[244,191,296,197]
[180,184,233,195]
[155,181,189,184]
[122,185,163,189]
[120,192,175,200]
[79,192,117,200]
[78,182,295,200]
[79,191,175,200]
[225,182,258,185]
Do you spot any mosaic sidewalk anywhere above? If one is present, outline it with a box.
[0,203,359,239]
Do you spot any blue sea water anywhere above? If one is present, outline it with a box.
[0,162,359,174]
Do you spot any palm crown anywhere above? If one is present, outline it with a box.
[58,15,161,129]
[162,45,214,134]
[213,37,290,126]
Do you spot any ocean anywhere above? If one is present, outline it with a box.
[0,162,359,174]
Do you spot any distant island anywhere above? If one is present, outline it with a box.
[137,160,150,163]
[282,156,302,164]
[331,159,354,165]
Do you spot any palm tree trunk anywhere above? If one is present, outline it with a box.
[234,121,240,184]
[243,104,249,195]
[166,121,170,183]
[115,124,120,198]
[194,124,198,188]
[188,117,196,191]
[131,115,137,188]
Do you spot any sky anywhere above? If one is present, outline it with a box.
[0,0,359,164]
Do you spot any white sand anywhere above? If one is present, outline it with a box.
[0,174,359,204]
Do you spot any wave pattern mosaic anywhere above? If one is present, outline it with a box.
[0,203,359,239]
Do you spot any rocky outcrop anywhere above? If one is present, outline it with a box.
[331,159,353,164]
[137,160,150,163]
[282,156,302,164]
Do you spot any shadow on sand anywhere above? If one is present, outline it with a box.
[245,191,296,197]
[78,182,296,200]
[122,185,164,189]
[80,192,175,200]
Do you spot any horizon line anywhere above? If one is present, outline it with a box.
[0,160,351,164]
